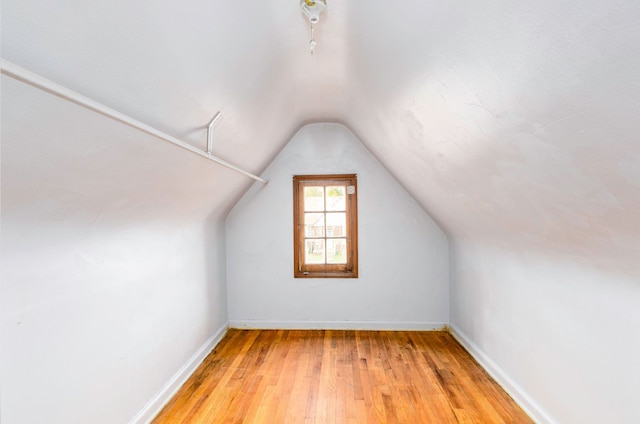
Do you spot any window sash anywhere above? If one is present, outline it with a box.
[293,174,358,278]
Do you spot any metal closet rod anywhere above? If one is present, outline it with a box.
[0,59,268,184]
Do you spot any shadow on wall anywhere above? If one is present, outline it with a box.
[202,211,229,329]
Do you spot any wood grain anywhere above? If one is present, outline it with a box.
[153,330,533,423]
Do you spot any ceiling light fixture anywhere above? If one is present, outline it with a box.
[300,0,327,55]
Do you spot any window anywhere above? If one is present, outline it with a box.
[293,174,358,278]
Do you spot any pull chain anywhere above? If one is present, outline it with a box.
[309,22,317,55]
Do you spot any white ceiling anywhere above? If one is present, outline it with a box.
[3,0,640,275]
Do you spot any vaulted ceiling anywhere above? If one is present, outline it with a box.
[3,0,639,275]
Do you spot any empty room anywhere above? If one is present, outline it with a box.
[2,1,639,423]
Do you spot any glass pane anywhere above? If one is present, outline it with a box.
[304,213,325,237]
[327,239,347,264]
[304,186,325,211]
[305,239,325,264]
[326,186,346,211]
[325,212,346,237]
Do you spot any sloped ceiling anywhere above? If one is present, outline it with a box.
[3,0,639,275]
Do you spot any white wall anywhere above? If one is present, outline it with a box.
[0,77,239,424]
[226,123,449,329]
[450,241,640,424]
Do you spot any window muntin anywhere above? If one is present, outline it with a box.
[293,174,358,278]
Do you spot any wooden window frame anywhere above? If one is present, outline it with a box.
[293,174,358,278]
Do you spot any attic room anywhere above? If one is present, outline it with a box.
[1,0,639,423]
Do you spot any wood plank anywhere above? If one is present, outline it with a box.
[152,330,533,424]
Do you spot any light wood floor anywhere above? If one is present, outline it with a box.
[153,329,533,423]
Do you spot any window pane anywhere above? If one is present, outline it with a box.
[304,186,324,211]
[304,213,325,237]
[325,212,346,237]
[326,186,346,211]
[305,239,325,264]
[327,238,347,264]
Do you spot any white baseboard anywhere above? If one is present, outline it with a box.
[129,323,228,424]
[448,324,555,424]
[229,320,447,331]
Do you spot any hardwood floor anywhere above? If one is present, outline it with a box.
[153,329,533,423]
